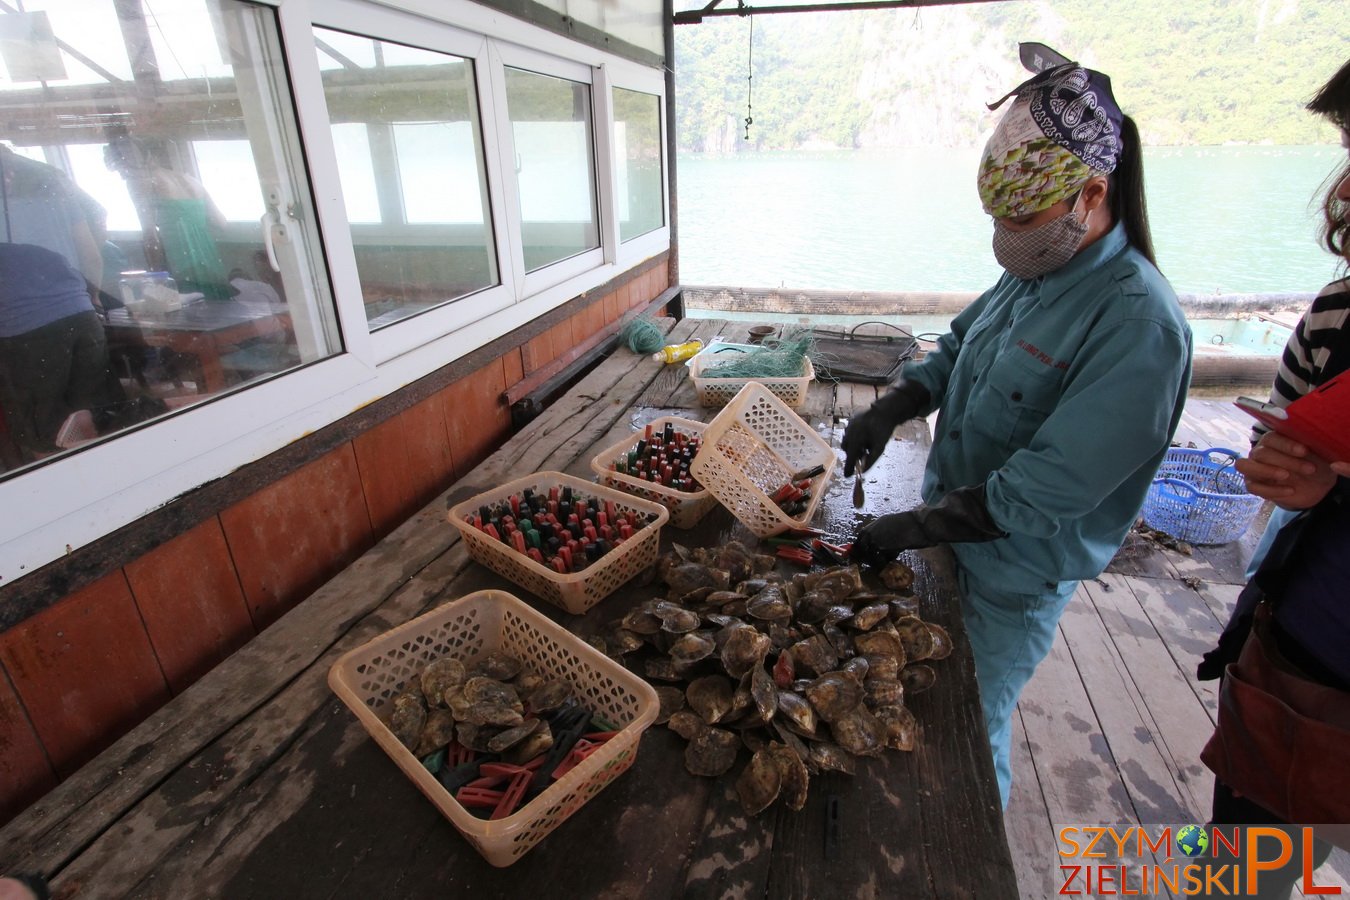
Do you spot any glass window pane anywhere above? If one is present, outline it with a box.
[0,0,339,480]
[313,28,497,331]
[505,67,599,272]
[613,88,663,241]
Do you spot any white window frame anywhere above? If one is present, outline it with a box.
[0,0,670,585]
[605,67,671,266]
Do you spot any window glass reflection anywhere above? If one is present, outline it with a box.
[314,28,497,331]
[613,87,663,241]
[0,0,338,478]
[504,67,599,271]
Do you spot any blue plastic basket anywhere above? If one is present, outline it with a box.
[1141,447,1264,545]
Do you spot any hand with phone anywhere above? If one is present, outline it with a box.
[1234,430,1349,509]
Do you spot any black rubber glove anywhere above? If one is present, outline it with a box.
[851,484,1007,568]
[841,379,932,476]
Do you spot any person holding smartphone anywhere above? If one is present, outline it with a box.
[1241,64,1350,581]
[842,47,1192,807]
[1196,57,1350,898]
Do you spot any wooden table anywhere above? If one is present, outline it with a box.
[0,318,1016,899]
[103,300,291,393]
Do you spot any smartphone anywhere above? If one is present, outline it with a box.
[1234,395,1346,462]
[1234,396,1289,429]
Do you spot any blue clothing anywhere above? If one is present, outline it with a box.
[1275,489,1350,685]
[0,243,95,337]
[903,222,1193,593]
[959,567,1075,807]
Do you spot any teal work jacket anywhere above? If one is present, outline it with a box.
[902,222,1193,593]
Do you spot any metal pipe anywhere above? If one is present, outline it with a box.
[675,0,1007,24]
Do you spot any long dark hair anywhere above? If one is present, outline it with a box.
[1307,58,1350,264]
[1108,114,1156,267]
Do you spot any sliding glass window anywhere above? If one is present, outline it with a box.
[0,0,337,480]
[612,87,663,242]
[313,28,497,331]
[504,67,599,272]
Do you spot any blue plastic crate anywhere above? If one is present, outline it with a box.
[1141,447,1263,545]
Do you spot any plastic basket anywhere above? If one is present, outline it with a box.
[690,353,814,409]
[328,590,660,867]
[690,382,837,537]
[589,416,718,530]
[448,471,669,615]
[1141,447,1264,545]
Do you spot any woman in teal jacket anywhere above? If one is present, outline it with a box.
[843,48,1193,806]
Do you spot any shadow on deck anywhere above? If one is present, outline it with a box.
[1004,397,1350,898]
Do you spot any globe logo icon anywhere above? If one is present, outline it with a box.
[1177,825,1209,858]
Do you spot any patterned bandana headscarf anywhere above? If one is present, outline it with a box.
[978,62,1124,219]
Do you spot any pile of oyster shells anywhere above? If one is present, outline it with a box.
[386,651,576,764]
[595,541,950,816]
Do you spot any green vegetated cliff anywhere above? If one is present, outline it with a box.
[674,0,1350,152]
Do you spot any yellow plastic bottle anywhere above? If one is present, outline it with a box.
[651,340,704,364]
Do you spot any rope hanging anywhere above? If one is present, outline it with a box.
[743,6,754,140]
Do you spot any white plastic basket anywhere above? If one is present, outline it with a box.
[690,353,814,409]
[690,382,836,537]
[589,416,718,529]
[448,471,669,614]
[328,590,659,867]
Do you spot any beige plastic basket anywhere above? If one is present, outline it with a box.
[690,353,814,409]
[328,589,660,867]
[589,416,718,530]
[447,471,669,615]
[690,382,837,537]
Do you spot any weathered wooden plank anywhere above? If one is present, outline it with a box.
[1107,536,1184,580]
[898,546,1013,900]
[1195,580,1241,629]
[0,493,471,879]
[3,324,684,885]
[1016,627,1181,896]
[40,536,477,896]
[1127,576,1223,719]
[1017,627,1136,824]
[1007,707,1058,900]
[4,325,1028,899]
[131,653,719,899]
[635,319,722,409]
[1079,578,1216,818]
[1056,585,1196,824]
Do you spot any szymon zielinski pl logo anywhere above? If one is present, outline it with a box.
[1057,825,1340,895]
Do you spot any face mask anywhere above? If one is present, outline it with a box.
[991,194,1089,279]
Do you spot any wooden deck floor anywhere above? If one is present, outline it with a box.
[1004,397,1350,898]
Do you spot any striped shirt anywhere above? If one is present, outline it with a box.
[1252,278,1350,442]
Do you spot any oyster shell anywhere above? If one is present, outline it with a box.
[389,688,427,751]
[735,749,782,815]
[721,625,772,678]
[900,664,937,694]
[413,708,457,757]
[655,685,687,724]
[471,651,522,681]
[879,560,915,592]
[685,726,740,776]
[687,674,736,724]
[926,623,953,660]
[805,671,865,723]
[770,743,810,811]
[830,706,886,757]
[894,615,936,662]
[420,657,466,707]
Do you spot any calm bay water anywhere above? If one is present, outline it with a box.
[675,145,1345,296]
